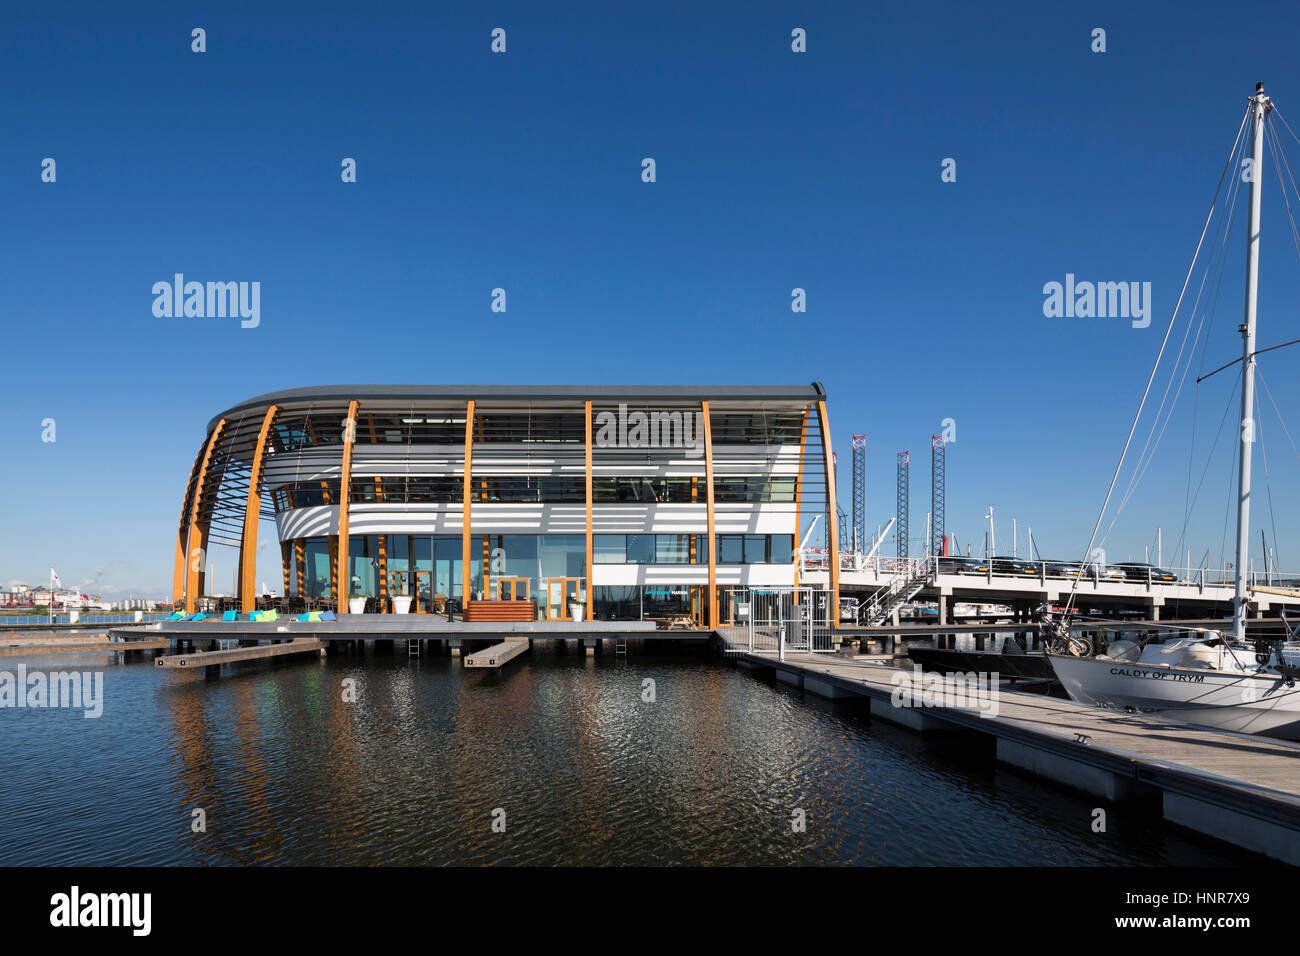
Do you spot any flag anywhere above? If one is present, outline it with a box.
[50,568,60,589]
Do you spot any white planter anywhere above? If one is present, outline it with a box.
[392,596,412,614]
[570,603,585,623]
[348,597,367,614]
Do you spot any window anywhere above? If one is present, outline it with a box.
[592,477,696,502]
[594,535,627,564]
[713,477,797,503]
[626,535,655,564]
[715,534,796,564]
[655,535,693,564]
[272,480,341,511]
[718,535,744,563]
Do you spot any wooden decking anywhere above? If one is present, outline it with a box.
[464,639,530,669]
[0,634,170,656]
[726,644,1300,864]
[155,638,323,668]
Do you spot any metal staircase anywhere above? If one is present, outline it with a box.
[860,562,930,626]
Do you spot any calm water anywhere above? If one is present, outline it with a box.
[0,649,1243,866]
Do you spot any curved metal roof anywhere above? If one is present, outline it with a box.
[206,383,826,432]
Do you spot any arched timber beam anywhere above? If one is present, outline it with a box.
[184,418,228,614]
[238,405,281,614]
[815,399,839,627]
[335,400,360,614]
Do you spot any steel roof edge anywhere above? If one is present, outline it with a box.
[206,383,827,432]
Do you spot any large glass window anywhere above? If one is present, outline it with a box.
[303,538,332,598]
[593,586,640,621]
[642,586,692,617]
[718,535,744,564]
[655,534,693,564]
[713,477,797,503]
[625,534,655,564]
[715,534,796,564]
[272,480,341,512]
[592,477,696,502]
[594,535,626,564]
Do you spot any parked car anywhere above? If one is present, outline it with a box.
[1113,562,1179,583]
[1043,560,1084,578]
[990,556,1039,576]
[1081,563,1127,581]
[936,555,989,574]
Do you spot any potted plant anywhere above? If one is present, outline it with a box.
[569,597,586,623]
[348,578,367,614]
[391,574,412,614]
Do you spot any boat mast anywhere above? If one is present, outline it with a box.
[1234,82,1271,643]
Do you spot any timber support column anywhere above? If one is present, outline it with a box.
[461,400,476,603]
[335,400,360,615]
[239,405,280,614]
[184,419,227,614]
[172,437,210,607]
[702,401,718,629]
[793,404,810,591]
[585,400,594,615]
[816,399,839,627]
[280,541,291,597]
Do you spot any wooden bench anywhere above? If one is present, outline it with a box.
[464,600,536,622]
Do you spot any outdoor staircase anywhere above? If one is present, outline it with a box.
[860,564,930,627]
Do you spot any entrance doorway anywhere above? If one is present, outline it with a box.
[545,577,584,621]
[496,577,531,602]
[413,570,433,613]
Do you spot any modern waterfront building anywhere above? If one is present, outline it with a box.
[172,385,839,625]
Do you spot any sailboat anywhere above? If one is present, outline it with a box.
[1043,83,1300,740]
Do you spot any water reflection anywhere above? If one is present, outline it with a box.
[0,651,1241,866]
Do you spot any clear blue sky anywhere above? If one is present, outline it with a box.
[5,0,1300,598]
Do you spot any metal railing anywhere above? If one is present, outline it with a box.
[0,613,168,627]
[799,550,1299,592]
[718,587,835,657]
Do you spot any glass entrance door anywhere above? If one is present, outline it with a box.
[546,577,584,620]
[496,577,530,602]
[414,570,433,613]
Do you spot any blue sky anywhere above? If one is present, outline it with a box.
[5,0,1300,598]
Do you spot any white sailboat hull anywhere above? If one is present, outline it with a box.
[1047,653,1300,739]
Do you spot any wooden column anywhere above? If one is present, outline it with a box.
[335,400,360,614]
[702,401,718,629]
[816,399,840,627]
[584,400,594,611]
[280,541,291,597]
[238,405,281,614]
[184,419,227,613]
[295,539,306,597]
[328,535,339,602]
[461,400,476,602]
[377,534,388,610]
[172,437,209,606]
